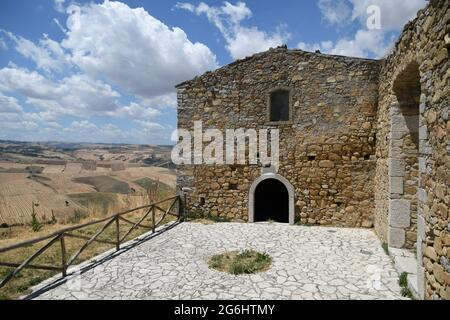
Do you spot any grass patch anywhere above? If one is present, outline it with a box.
[134,178,171,194]
[68,193,118,213]
[73,176,130,194]
[382,242,389,255]
[68,209,89,224]
[208,250,272,275]
[398,272,414,299]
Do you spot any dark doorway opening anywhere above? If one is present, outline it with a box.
[254,179,289,223]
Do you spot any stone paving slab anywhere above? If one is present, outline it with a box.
[30,222,405,300]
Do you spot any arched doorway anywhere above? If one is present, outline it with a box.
[254,179,289,222]
[248,173,295,224]
[388,62,421,249]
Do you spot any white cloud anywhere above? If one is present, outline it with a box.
[0,1,218,143]
[2,31,69,73]
[317,0,426,31]
[107,102,161,120]
[1,1,219,144]
[299,0,426,59]
[299,29,389,58]
[0,93,23,113]
[54,0,66,13]
[62,1,217,99]
[0,66,122,118]
[318,0,352,26]
[136,120,165,132]
[349,0,427,31]
[176,1,290,60]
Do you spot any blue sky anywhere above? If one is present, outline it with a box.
[0,0,427,145]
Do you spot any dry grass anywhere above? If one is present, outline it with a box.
[0,183,176,300]
[0,164,176,226]
[208,250,272,275]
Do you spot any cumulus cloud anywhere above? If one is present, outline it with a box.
[176,1,290,60]
[62,1,217,98]
[298,0,426,58]
[1,1,218,144]
[0,66,122,118]
[2,31,69,73]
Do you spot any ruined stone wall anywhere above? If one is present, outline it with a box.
[375,0,450,300]
[177,48,380,228]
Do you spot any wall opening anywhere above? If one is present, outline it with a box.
[269,89,290,122]
[388,62,421,249]
[254,179,289,223]
[249,173,295,225]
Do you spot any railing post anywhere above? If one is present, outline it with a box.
[60,234,67,278]
[115,215,120,251]
[152,206,156,233]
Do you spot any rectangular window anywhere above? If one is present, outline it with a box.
[270,90,290,122]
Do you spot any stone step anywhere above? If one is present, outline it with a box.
[388,247,415,258]
[394,256,417,275]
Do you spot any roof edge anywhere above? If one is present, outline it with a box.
[175,46,380,89]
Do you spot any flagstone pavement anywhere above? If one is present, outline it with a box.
[29,222,405,300]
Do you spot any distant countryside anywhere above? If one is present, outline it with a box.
[0,140,176,226]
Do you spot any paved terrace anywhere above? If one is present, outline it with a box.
[29,222,404,300]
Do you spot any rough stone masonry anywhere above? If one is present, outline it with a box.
[176,0,449,300]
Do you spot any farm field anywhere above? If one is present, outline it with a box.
[0,140,177,299]
[0,141,176,227]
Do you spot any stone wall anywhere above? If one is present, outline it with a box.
[176,48,380,228]
[375,0,449,300]
[175,0,449,299]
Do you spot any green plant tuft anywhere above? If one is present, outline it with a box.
[398,272,414,299]
[382,242,389,255]
[31,212,42,232]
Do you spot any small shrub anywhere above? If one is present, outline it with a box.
[31,212,42,232]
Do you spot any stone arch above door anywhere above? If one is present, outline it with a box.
[248,173,295,225]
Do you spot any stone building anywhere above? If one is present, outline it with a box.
[176,1,449,300]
